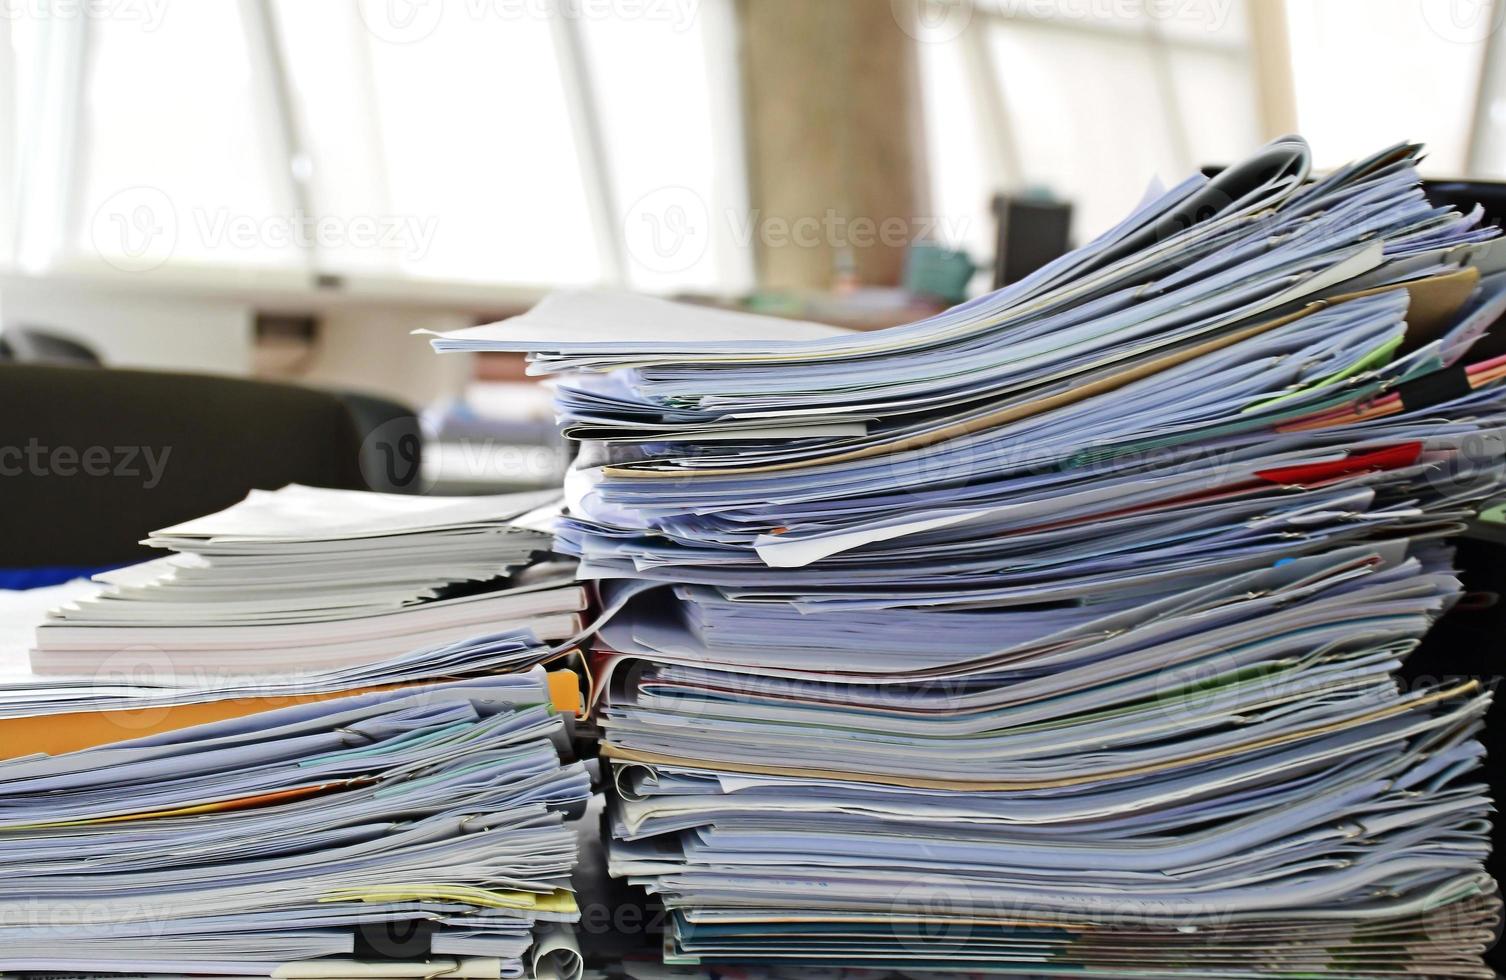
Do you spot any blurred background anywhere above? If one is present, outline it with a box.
[4,0,1506,496]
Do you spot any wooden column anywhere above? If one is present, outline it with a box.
[737,0,926,289]
[1247,0,1299,140]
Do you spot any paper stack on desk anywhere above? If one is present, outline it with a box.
[430,137,1506,977]
[30,484,583,677]
[0,671,589,979]
[2,487,597,977]
[4,486,589,771]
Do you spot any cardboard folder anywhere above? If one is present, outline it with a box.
[0,668,582,761]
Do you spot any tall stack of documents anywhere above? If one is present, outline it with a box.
[0,672,590,978]
[429,137,1506,976]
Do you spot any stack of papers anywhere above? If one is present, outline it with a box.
[1,579,578,723]
[0,671,589,979]
[429,137,1506,977]
[31,485,580,677]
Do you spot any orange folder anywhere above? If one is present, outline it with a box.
[0,668,583,762]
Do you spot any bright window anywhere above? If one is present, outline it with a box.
[77,0,296,271]
[1285,0,1487,176]
[914,0,1261,259]
[4,0,748,292]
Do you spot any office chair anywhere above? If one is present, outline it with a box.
[0,363,372,575]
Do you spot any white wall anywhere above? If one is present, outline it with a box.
[0,270,534,412]
[0,275,255,375]
[296,308,476,409]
